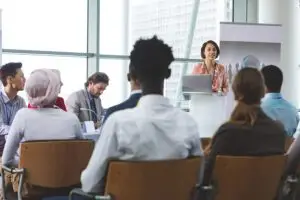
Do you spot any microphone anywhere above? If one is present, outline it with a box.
[80,108,102,122]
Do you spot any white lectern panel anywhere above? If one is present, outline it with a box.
[189,93,228,138]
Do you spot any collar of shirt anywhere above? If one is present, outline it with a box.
[137,95,171,108]
[264,93,282,100]
[86,89,96,100]
[0,88,14,104]
[130,90,142,96]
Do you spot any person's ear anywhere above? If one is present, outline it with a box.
[165,69,171,79]
[7,76,13,84]
[127,73,131,82]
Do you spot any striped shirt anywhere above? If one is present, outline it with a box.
[0,89,25,154]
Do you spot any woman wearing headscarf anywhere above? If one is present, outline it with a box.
[2,68,83,165]
[28,69,67,111]
[1,69,84,197]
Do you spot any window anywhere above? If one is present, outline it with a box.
[99,59,129,108]
[1,0,87,52]
[2,54,87,102]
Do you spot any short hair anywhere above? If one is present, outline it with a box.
[261,65,283,93]
[128,62,138,81]
[0,62,23,86]
[201,40,220,59]
[85,72,109,87]
[130,35,174,82]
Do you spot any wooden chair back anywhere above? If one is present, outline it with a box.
[105,157,202,200]
[201,137,212,150]
[19,139,94,188]
[212,155,286,200]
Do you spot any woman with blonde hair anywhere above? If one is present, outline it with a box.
[1,68,83,197]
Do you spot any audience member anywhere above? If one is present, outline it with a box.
[80,36,203,194]
[0,62,26,155]
[2,68,83,166]
[102,63,142,122]
[66,72,109,128]
[1,69,84,197]
[28,69,67,111]
[203,67,285,185]
[261,65,299,136]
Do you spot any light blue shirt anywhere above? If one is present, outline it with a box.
[261,93,299,136]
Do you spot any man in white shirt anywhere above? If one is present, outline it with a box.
[81,35,203,193]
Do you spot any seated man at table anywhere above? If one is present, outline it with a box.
[80,35,203,194]
[102,63,142,123]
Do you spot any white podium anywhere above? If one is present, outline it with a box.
[187,92,228,138]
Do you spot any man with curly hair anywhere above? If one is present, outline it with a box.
[80,36,203,194]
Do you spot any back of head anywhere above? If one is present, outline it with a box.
[129,35,174,85]
[230,68,265,125]
[85,72,109,88]
[25,69,61,107]
[241,55,261,69]
[261,65,283,93]
[0,62,22,86]
[51,69,61,81]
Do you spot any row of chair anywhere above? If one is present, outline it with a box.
[1,139,295,200]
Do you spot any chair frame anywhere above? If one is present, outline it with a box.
[69,188,111,200]
[1,165,25,200]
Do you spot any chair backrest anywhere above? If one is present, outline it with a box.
[105,157,202,200]
[201,137,212,150]
[19,139,94,188]
[285,136,294,152]
[212,155,286,200]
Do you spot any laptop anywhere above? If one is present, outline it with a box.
[182,74,212,94]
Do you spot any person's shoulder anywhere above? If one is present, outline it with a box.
[56,109,80,122]
[106,107,138,125]
[217,63,226,71]
[215,121,246,136]
[194,62,204,68]
[69,89,85,97]
[16,95,25,103]
[15,108,31,117]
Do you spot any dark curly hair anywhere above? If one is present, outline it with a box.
[201,40,220,59]
[130,35,174,82]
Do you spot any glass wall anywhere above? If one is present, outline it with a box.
[1,0,228,108]
[2,0,87,51]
